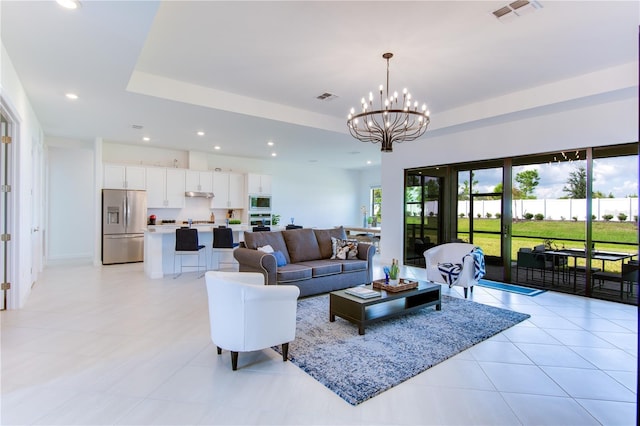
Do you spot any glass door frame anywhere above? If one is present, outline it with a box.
[454,161,507,270]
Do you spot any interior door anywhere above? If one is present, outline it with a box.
[31,137,43,287]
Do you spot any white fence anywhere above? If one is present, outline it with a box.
[456,198,638,221]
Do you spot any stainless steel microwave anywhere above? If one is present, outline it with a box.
[249,195,271,211]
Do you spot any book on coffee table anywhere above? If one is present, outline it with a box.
[344,286,380,299]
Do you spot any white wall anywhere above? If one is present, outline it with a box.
[1,44,44,308]
[47,139,95,260]
[380,71,638,264]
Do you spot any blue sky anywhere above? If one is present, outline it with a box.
[465,155,638,199]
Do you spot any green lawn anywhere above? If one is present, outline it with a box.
[458,219,638,272]
[457,218,637,243]
[406,216,638,273]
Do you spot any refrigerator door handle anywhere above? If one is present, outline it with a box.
[124,196,129,230]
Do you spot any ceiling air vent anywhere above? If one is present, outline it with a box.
[492,6,512,19]
[316,92,338,101]
[493,0,541,21]
[131,124,144,130]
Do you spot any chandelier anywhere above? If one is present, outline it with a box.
[347,53,430,153]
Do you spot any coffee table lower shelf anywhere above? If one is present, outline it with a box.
[329,282,441,335]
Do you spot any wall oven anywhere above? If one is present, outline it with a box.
[249,212,272,226]
[249,195,271,211]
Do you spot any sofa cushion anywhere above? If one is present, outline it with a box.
[282,228,322,263]
[273,250,287,267]
[297,260,342,277]
[244,231,291,264]
[276,264,312,283]
[335,259,368,273]
[314,227,347,259]
[331,237,359,260]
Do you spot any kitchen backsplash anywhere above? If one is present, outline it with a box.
[147,197,243,224]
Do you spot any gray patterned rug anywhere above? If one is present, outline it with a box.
[274,293,530,405]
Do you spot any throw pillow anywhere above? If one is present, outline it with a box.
[437,262,462,288]
[273,250,287,267]
[257,245,274,253]
[330,237,359,260]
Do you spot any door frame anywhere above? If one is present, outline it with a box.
[0,102,17,310]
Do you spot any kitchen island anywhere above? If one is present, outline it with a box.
[144,224,249,279]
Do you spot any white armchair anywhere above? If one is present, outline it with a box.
[204,271,300,370]
[424,243,484,298]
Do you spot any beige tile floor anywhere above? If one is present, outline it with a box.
[1,260,637,425]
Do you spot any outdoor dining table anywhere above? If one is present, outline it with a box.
[544,248,637,291]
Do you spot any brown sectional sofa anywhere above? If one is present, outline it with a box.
[233,226,376,297]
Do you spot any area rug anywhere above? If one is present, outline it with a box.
[273,294,530,405]
[478,279,546,296]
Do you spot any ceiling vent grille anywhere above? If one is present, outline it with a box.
[492,6,512,18]
[131,124,144,130]
[493,0,541,21]
[316,92,338,101]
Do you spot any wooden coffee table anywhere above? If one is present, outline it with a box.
[329,281,441,335]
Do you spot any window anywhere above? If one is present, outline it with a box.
[370,187,382,226]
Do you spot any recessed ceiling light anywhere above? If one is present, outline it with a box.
[65,93,78,100]
[57,0,81,10]
[213,146,221,150]
[271,153,277,157]
[267,141,274,146]
[142,137,150,142]
[197,131,205,136]
[366,160,372,165]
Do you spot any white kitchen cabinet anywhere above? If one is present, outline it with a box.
[146,167,186,208]
[185,170,213,193]
[103,164,146,190]
[228,173,245,208]
[247,173,272,194]
[212,172,245,209]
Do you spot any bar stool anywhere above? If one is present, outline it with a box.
[174,227,206,278]
[211,227,239,271]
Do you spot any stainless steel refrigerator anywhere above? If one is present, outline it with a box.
[102,189,147,264]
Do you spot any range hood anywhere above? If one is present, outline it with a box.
[185,191,215,199]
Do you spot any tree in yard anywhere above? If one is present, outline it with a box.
[563,166,587,199]
[493,182,523,199]
[459,172,478,201]
[515,170,540,199]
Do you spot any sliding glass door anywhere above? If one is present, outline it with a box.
[457,166,504,266]
[404,170,443,267]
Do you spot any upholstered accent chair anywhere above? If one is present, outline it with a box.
[424,243,485,298]
[204,271,300,370]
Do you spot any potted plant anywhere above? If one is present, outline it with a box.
[272,214,281,226]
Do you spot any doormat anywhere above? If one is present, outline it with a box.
[478,279,546,296]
